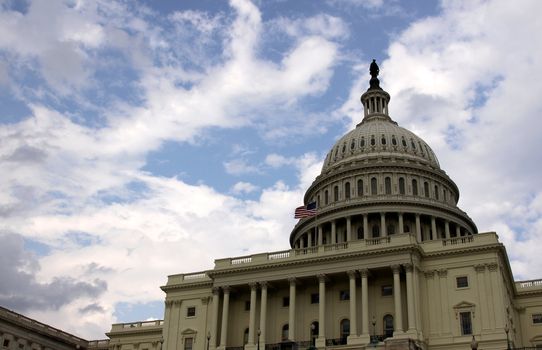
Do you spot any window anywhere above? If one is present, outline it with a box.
[383,315,394,338]
[371,136,376,146]
[372,225,380,238]
[371,177,378,195]
[402,138,407,147]
[533,314,542,324]
[324,190,329,205]
[399,177,405,194]
[381,285,393,296]
[357,179,364,196]
[385,177,391,194]
[412,179,418,196]
[345,182,351,199]
[184,338,193,350]
[311,293,319,304]
[360,137,365,147]
[392,136,397,146]
[387,225,395,235]
[2,339,9,348]
[351,140,355,150]
[460,312,473,335]
[245,300,251,311]
[424,181,430,198]
[282,296,290,307]
[435,185,439,200]
[186,306,196,317]
[340,319,350,343]
[334,186,339,201]
[381,135,386,145]
[282,324,289,341]
[456,276,469,288]
[339,290,350,301]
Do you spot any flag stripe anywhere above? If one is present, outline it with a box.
[294,202,317,218]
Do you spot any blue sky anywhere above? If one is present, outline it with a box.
[1,0,542,339]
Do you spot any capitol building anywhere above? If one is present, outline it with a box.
[2,61,542,350]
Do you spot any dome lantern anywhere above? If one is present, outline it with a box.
[360,59,392,123]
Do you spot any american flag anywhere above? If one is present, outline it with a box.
[294,202,317,219]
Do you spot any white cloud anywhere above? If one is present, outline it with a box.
[223,159,261,176]
[275,14,349,40]
[231,181,259,194]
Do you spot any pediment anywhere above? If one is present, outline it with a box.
[453,301,476,309]
[181,328,198,335]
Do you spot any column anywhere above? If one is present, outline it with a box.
[300,236,305,249]
[331,220,336,244]
[308,231,313,247]
[488,263,506,327]
[392,265,403,334]
[381,212,387,237]
[445,221,450,239]
[248,283,258,345]
[211,288,220,348]
[260,282,268,346]
[219,287,230,349]
[456,225,461,237]
[363,215,369,239]
[318,225,323,245]
[415,214,422,242]
[398,213,404,234]
[360,269,369,337]
[431,217,437,240]
[318,275,327,343]
[346,216,352,242]
[405,264,415,332]
[288,278,297,340]
[348,271,358,337]
[438,269,450,334]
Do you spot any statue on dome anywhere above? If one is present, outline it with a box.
[370,59,379,78]
[369,59,381,90]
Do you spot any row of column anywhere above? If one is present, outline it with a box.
[212,264,419,348]
[296,213,468,248]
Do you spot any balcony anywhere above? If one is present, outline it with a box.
[516,279,542,294]
[109,320,164,334]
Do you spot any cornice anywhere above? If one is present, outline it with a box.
[160,280,213,292]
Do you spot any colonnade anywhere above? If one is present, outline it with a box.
[213,264,419,349]
[294,211,471,249]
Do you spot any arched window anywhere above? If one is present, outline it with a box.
[372,225,380,238]
[357,179,364,196]
[371,136,376,146]
[401,137,407,147]
[412,179,418,196]
[381,135,386,145]
[385,177,392,195]
[383,315,394,338]
[371,177,378,195]
[434,185,439,200]
[443,189,447,202]
[399,177,405,194]
[281,324,289,341]
[325,190,329,205]
[357,226,364,239]
[424,181,430,198]
[350,140,355,150]
[244,328,249,344]
[360,137,365,148]
[340,319,350,344]
[392,136,397,146]
[334,185,339,201]
[345,182,351,199]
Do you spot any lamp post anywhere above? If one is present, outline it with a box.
[505,324,511,350]
[257,329,261,350]
[371,316,376,344]
[470,335,478,350]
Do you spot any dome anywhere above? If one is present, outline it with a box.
[322,117,440,174]
[289,59,477,249]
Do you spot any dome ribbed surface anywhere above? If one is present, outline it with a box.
[322,117,440,173]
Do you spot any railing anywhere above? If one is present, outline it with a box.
[184,272,207,280]
[366,237,391,246]
[518,279,542,288]
[324,243,348,252]
[232,256,252,264]
[120,320,164,328]
[295,247,318,255]
[268,250,290,260]
[442,236,474,246]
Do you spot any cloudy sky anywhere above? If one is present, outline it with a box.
[1,0,542,340]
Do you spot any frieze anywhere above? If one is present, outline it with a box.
[487,262,499,271]
[474,264,486,273]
